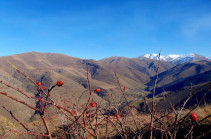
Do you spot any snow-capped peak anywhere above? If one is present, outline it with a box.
[140,53,210,64]
[206,57,211,60]
[142,53,166,60]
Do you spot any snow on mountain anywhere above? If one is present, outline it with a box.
[140,53,210,64]
[142,54,166,60]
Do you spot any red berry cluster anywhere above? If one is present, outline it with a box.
[36,82,45,90]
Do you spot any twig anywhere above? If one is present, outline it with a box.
[114,72,139,131]
[2,106,30,132]
[40,115,52,139]
[9,129,50,137]
[150,52,161,139]
[0,131,11,139]
[0,92,39,112]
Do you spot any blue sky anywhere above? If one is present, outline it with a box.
[0,0,211,60]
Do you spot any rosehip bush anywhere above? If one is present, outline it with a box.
[0,60,210,139]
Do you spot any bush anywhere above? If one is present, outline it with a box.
[0,59,210,139]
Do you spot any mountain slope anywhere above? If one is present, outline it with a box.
[158,70,211,93]
[146,60,211,90]
[99,56,173,82]
[147,69,211,97]
[0,52,209,101]
[0,52,172,103]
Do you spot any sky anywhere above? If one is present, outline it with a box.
[0,0,211,60]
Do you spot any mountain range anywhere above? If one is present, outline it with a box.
[140,53,211,64]
[0,52,210,121]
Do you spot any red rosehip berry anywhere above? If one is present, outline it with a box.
[57,80,63,87]
[41,86,45,90]
[189,113,197,122]
[86,111,89,114]
[90,102,96,107]
[116,114,120,119]
[72,110,77,114]
[123,86,126,91]
[36,82,41,87]
[91,114,95,118]
[167,115,170,120]
[95,88,100,93]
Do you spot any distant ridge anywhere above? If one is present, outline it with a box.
[139,53,210,64]
[0,52,210,64]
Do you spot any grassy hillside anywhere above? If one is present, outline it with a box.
[0,52,210,138]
